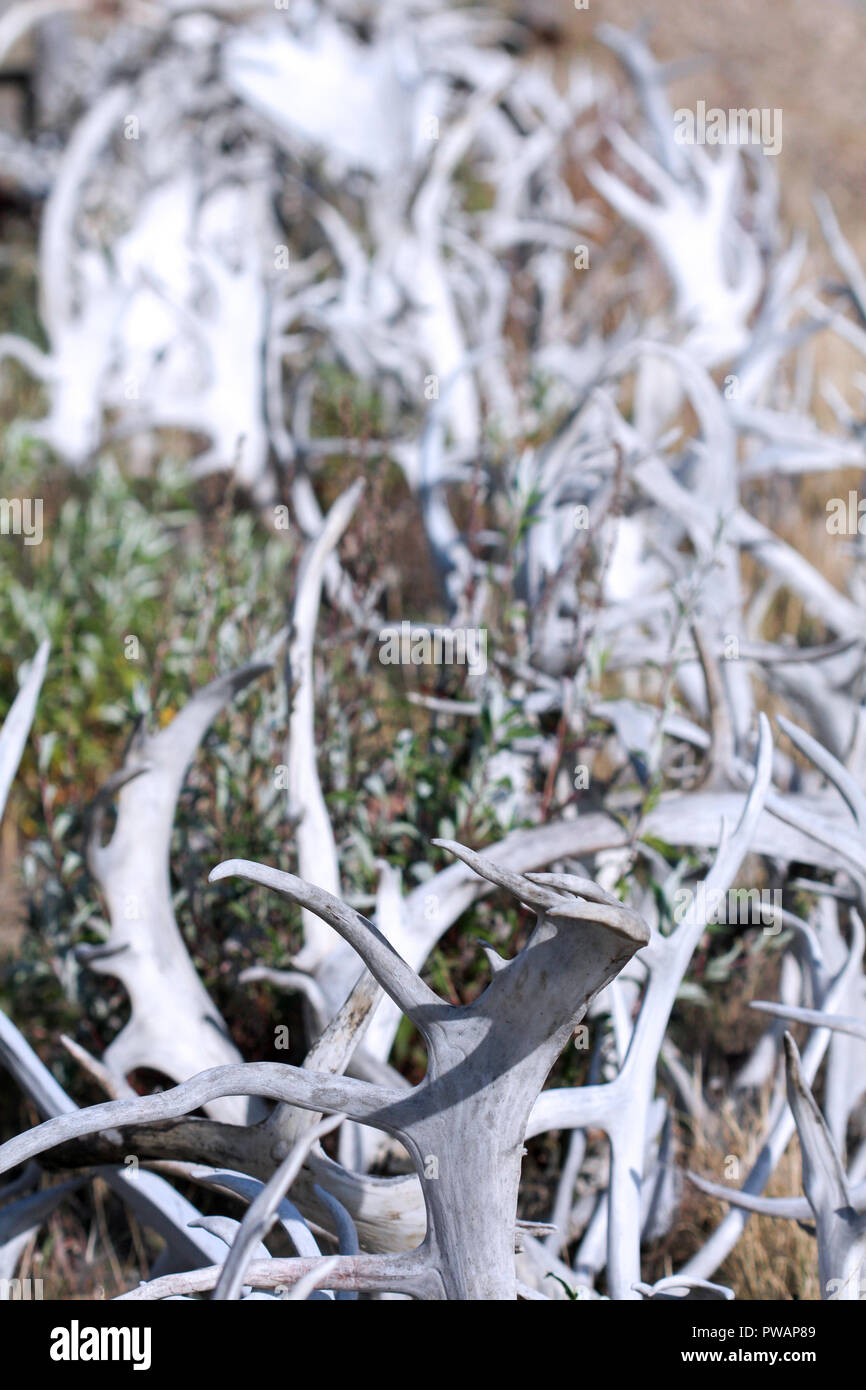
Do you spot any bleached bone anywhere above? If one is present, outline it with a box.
[730,233,815,404]
[189,1217,269,1267]
[735,403,866,481]
[0,0,86,71]
[27,743,856,1264]
[525,715,774,1297]
[753,941,866,1153]
[222,13,431,180]
[784,1033,866,1300]
[742,720,866,1147]
[587,350,755,739]
[278,1255,341,1302]
[0,1006,227,1271]
[752,1002,866,1043]
[112,178,277,502]
[0,641,49,821]
[84,638,285,1122]
[219,4,520,465]
[815,192,866,328]
[0,85,130,464]
[1,49,279,494]
[588,42,763,368]
[60,1033,137,1102]
[0,841,648,1299]
[8,3,866,1306]
[117,1251,437,1301]
[756,649,865,764]
[309,778,858,1101]
[680,911,865,1284]
[0,635,236,1273]
[563,1092,679,1286]
[689,1163,866,1223]
[213,1113,343,1301]
[286,482,362,973]
[9,816,628,1255]
[611,357,866,645]
[193,1168,339,1274]
[595,22,695,184]
[734,951,803,1092]
[633,1276,734,1302]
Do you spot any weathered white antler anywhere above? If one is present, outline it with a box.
[0,639,230,1276]
[0,840,648,1299]
[784,1032,866,1300]
[589,26,763,369]
[83,638,285,1122]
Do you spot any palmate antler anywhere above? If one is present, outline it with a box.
[82,633,286,1123]
[0,843,649,1300]
[590,25,763,371]
[0,641,232,1278]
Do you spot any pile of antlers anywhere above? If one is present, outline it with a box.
[2,3,866,1300]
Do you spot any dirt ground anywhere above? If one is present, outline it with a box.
[524,0,866,240]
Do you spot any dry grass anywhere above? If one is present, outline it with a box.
[670,1089,821,1300]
